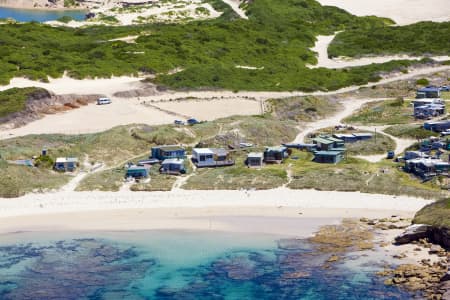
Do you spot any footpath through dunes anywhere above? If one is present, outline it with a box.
[309,34,450,69]
[221,0,248,19]
[315,0,450,25]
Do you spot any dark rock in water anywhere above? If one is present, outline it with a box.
[85,12,95,19]
[0,239,154,300]
[395,224,430,245]
[277,238,309,250]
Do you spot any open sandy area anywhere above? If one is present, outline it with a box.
[315,0,450,25]
[151,98,262,121]
[0,188,430,236]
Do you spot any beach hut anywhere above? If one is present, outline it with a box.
[352,133,373,141]
[416,86,441,99]
[192,148,234,168]
[313,150,344,164]
[151,145,186,161]
[246,152,263,168]
[160,159,186,175]
[125,165,149,179]
[312,137,335,151]
[263,146,288,164]
[424,120,450,133]
[332,133,358,143]
[54,157,78,172]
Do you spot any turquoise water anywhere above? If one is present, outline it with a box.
[0,7,85,22]
[0,230,415,299]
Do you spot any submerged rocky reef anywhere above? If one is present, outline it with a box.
[0,230,414,299]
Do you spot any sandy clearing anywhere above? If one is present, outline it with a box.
[151,98,262,121]
[309,34,450,69]
[0,98,176,138]
[221,0,247,19]
[315,0,450,25]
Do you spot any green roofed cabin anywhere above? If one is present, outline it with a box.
[313,150,344,164]
[264,146,288,164]
[313,136,344,151]
[126,165,149,179]
[151,145,186,161]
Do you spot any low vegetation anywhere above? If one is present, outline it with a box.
[287,151,443,199]
[384,124,439,139]
[0,0,445,91]
[343,98,413,125]
[0,160,70,198]
[76,168,124,192]
[413,198,450,227]
[0,87,50,119]
[328,22,450,58]
[267,96,341,122]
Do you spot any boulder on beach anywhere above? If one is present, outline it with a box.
[394,224,430,245]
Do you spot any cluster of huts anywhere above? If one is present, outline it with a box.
[401,137,450,179]
[413,86,446,119]
[284,133,372,164]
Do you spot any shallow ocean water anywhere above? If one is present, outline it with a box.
[0,7,85,22]
[0,230,414,299]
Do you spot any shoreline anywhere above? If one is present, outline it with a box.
[0,188,432,235]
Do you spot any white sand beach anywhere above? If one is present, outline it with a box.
[0,188,431,236]
[315,0,450,25]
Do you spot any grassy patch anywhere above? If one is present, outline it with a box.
[191,115,297,147]
[0,124,193,168]
[413,198,450,227]
[183,151,287,190]
[328,22,450,58]
[0,87,50,119]
[76,168,124,191]
[343,98,413,125]
[384,124,439,139]
[0,160,70,198]
[287,151,443,199]
[267,96,341,122]
[130,167,177,191]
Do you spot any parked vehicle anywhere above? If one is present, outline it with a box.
[387,151,395,159]
[439,86,450,92]
[174,120,185,125]
[187,118,199,125]
[97,97,112,105]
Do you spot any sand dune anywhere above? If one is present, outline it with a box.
[316,0,450,25]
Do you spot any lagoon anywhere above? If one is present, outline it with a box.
[0,6,85,22]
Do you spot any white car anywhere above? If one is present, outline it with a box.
[97,97,112,105]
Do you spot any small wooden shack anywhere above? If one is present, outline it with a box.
[54,157,78,172]
[263,146,288,164]
[247,152,263,168]
[125,165,149,179]
[313,151,343,164]
[151,145,186,161]
[192,148,234,168]
[160,159,186,175]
